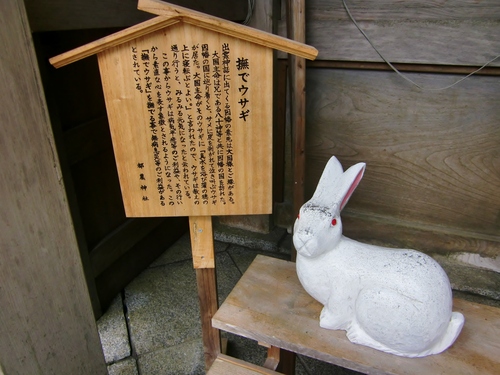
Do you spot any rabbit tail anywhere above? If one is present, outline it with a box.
[425,312,465,356]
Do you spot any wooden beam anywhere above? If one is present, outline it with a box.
[307,60,500,76]
[288,0,306,263]
[0,0,106,373]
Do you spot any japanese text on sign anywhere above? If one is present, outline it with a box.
[131,43,251,208]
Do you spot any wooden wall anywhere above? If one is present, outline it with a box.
[280,1,500,258]
[280,0,500,66]
[306,68,500,256]
[0,0,106,373]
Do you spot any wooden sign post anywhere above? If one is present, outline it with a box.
[50,0,317,369]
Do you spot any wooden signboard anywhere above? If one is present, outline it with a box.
[98,23,273,217]
[49,1,317,369]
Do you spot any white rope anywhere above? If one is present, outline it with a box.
[243,0,255,25]
[342,0,500,91]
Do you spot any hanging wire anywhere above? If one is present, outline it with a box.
[342,0,500,91]
[243,0,256,25]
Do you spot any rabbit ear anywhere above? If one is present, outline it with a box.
[338,162,366,211]
[310,156,345,206]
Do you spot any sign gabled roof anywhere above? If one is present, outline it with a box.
[50,0,317,69]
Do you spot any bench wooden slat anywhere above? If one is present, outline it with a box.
[213,255,500,375]
[207,354,283,375]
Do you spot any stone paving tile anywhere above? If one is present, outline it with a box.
[227,245,289,275]
[222,332,267,365]
[149,233,193,267]
[215,251,244,304]
[137,339,204,375]
[97,294,131,364]
[107,357,139,375]
[214,221,287,252]
[125,259,202,355]
[433,254,500,302]
[151,232,230,267]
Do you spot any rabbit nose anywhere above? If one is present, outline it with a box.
[293,233,316,257]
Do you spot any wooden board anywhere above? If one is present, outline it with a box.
[305,68,500,253]
[97,22,274,217]
[213,255,500,375]
[278,0,500,66]
[207,354,283,375]
[0,0,105,373]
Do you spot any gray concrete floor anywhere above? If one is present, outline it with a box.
[97,224,359,375]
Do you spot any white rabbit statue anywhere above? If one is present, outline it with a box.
[293,156,464,357]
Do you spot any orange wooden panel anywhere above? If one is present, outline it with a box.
[97,23,273,217]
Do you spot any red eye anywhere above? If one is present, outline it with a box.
[297,213,300,219]
[331,218,337,226]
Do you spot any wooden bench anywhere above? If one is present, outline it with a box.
[207,354,283,375]
[213,255,500,375]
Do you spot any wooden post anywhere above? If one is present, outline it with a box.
[189,216,221,369]
[288,0,307,256]
[278,0,307,373]
[0,1,106,373]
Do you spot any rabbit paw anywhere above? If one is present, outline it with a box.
[319,306,349,330]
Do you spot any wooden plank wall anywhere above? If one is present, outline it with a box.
[279,1,500,257]
[306,69,500,256]
[0,0,106,373]
[280,0,500,66]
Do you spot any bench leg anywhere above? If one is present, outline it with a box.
[276,349,295,375]
[263,345,280,370]
[261,344,295,375]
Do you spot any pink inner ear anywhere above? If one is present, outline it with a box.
[340,169,364,211]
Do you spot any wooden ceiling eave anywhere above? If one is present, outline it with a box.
[49,1,317,69]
